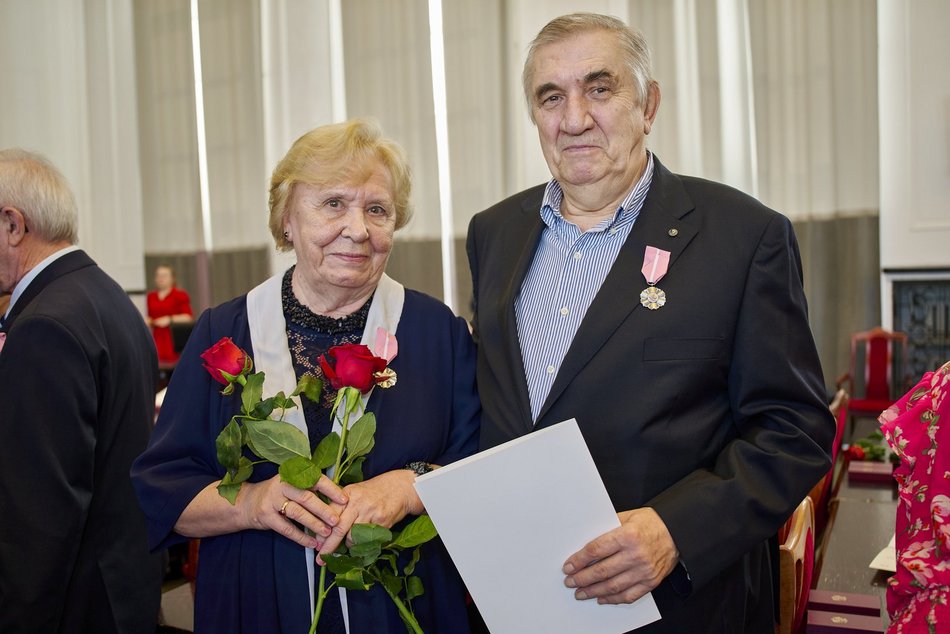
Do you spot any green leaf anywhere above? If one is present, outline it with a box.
[271,392,297,412]
[244,419,311,464]
[406,575,424,601]
[279,455,322,489]
[379,568,402,597]
[403,546,421,576]
[250,397,276,420]
[352,523,392,545]
[340,456,366,485]
[293,374,323,403]
[378,552,399,576]
[312,432,341,470]
[233,456,253,483]
[241,372,265,415]
[390,515,438,549]
[216,459,252,505]
[333,569,373,591]
[349,541,382,566]
[323,553,363,575]
[217,482,241,504]
[346,413,376,458]
[215,419,243,471]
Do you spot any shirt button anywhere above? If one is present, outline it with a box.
[546,365,556,374]
[573,251,582,260]
[609,228,617,236]
[559,307,569,316]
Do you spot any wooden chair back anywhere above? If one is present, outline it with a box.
[777,496,816,634]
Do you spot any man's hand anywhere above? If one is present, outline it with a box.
[562,507,679,604]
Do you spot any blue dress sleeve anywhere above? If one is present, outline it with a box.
[131,298,250,551]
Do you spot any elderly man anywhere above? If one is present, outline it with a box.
[0,149,161,632]
[466,13,834,633]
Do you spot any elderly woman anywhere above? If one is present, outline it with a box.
[132,119,479,633]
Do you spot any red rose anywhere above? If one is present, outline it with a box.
[846,445,866,461]
[319,344,388,393]
[200,337,252,385]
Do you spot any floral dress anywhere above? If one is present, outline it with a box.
[880,361,950,633]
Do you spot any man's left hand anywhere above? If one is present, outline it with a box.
[563,507,679,604]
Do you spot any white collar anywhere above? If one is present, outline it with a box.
[4,245,81,322]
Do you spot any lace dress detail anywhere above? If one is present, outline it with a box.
[281,267,371,445]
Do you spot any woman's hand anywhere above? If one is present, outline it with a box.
[316,469,423,561]
[241,474,349,549]
[175,474,348,549]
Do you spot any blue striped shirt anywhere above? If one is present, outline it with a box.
[515,153,655,421]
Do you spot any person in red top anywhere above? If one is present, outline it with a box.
[146,264,193,363]
[880,361,950,633]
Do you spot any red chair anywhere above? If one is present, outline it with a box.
[836,327,908,434]
[809,390,849,581]
[777,497,816,634]
[808,389,849,537]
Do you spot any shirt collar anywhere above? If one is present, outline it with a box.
[540,152,655,232]
[4,245,81,322]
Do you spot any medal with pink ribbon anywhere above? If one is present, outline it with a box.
[640,246,671,310]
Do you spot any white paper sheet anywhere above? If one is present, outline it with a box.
[869,534,897,572]
[414,419,661,634]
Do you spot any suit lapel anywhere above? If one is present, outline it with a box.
[3,250,94,330]
[499,190,545,430]
[535,160,698,425]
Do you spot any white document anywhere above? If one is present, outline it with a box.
[869,534,897,572]
[414,419,661,634]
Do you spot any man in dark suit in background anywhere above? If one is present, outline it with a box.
[467,13,834,633]
[0,149,162,633]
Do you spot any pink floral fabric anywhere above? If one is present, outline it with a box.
[880,361,950,633]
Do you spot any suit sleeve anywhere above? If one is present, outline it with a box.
[0,317,98,631]
[648,214,835,591]
[465,214,481,343]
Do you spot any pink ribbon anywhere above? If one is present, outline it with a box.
[373,327,398,363]
[641,246,671,286]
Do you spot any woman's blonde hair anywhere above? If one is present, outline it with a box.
[268,118,413,251]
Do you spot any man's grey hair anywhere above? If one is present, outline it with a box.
[0,148,78,244]
[522,13,655,122]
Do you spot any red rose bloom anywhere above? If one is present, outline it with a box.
[200,337,252,385]
[846,445,866,461]
[319,343,388,393]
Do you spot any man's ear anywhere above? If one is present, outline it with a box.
[642,81,661,135]
[1,207,28,246]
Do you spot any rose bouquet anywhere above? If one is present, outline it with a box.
[200,335,437,634]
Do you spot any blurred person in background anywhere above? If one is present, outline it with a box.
[146,263,193,364]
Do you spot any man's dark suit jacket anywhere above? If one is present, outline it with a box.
[0,250,162,633]
[467,157,835,633]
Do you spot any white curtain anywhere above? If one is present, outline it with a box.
[0,0,883,385]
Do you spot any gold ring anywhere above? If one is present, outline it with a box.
[279,500,290,516]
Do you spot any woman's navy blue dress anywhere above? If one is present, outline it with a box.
[132,286,480,633]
